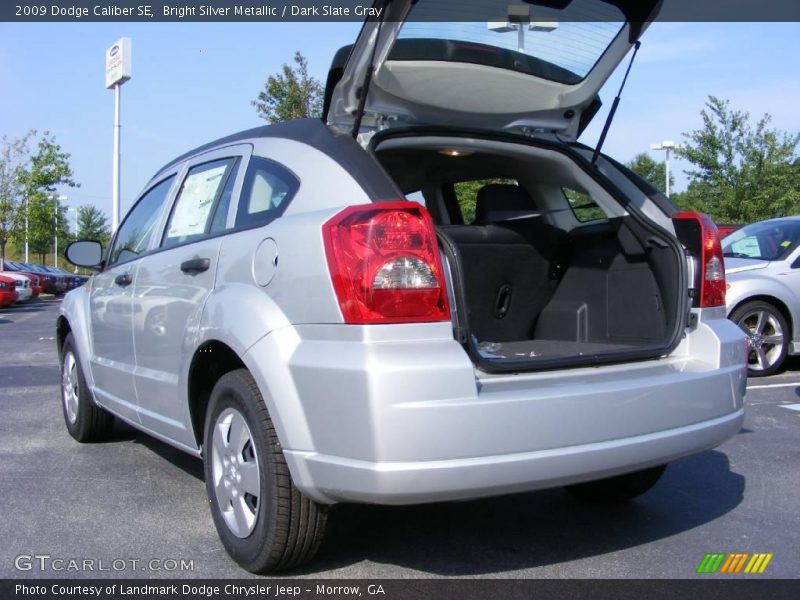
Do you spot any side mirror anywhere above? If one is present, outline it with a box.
[65,240,104,270]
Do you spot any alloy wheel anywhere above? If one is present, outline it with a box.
[737,308,785,373]
[210,407,260,538]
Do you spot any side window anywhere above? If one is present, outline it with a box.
[108,176,175,267]
[405,190,425,206]
[162,158,236,248]
[209,161,240,234]
[234,157,298,229]
[563,188,607,223]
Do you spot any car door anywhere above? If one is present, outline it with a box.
[89,175,177,422]
[132,146,249,449]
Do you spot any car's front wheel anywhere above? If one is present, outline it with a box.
[203,369,327,573]
[730,300,789,377]
[565,465,667,503]
[60,333,114,442]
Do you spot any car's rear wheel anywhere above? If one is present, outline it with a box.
[203,369,327,573]
[60,333,114,442]
[730,300,788,377]
[565,465,667,503]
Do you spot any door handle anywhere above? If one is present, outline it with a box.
[180,258,210,274]
[114,273,132,287]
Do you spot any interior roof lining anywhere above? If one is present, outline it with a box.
[374,135,626,219]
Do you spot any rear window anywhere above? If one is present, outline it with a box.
[394,0,625,83]
[563,188,607,223]
[453,179,518,224]
[234,157,299,230]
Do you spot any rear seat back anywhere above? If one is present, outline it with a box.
[439,184,568,342]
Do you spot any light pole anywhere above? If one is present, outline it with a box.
[24,197,29,263]
[650,140,680,198]
[48,194,68,268]
[488,4,558,53]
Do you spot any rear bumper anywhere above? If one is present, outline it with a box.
[285,409,743,504]
[245,315,747,505]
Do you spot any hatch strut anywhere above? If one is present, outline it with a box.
[591,41,641,165]
[351,3,389,138]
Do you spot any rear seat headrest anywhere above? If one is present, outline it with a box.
[474,184,536,224]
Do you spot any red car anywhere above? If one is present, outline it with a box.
[0,275,18,308]
[4,261,51,295]
[716,224,741,239]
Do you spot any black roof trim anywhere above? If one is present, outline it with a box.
[153,118,401,201]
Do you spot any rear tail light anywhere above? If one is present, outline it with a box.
[323,202,449,324]
[674,212,726,307]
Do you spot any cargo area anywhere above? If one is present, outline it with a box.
[373,134,687,372]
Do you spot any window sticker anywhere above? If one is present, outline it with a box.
[167,165,227,238]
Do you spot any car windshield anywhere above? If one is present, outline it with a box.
[722,219,800,261]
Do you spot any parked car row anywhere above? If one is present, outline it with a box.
[0,260,86,298]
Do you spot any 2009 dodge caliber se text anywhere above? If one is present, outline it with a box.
[58,0,747,573]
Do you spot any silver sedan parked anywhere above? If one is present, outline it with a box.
[724,217,800,376]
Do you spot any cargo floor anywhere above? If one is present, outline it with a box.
[475,339,639,360]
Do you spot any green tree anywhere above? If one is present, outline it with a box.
[18,133,79,263]
[625,152,674,193]
[0,131,34,262]
[76,205,111,246]
[252,52,323,123]
[676,96,800,223]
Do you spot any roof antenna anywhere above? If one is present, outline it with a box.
[351,5,388,139]
[592,40,641,165]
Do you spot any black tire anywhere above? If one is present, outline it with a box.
[730,300,789,377]
[565,465,667,503]
[60,333,114,442]
[203,369,327,573]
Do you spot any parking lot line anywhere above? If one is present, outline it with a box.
[746,381,800,390]
[779,403,800,412]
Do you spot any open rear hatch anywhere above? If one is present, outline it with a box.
[325,0,662,140]
[327,0,686,374]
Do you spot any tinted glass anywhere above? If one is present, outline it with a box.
[162,159,235,248]
[235,157,298,229]
[109,176,174,267]
[563,188,606,222]
[209,160,240,234]
[722,219,800,261]
[396,0,625,83]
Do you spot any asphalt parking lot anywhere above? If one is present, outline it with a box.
[1,298,798,579]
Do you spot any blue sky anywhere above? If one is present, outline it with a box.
[1,20,799,221]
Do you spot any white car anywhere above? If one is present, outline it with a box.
[724,216,800,375]
[0,272,32,302]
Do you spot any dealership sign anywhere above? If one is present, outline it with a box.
[105,37,131,88]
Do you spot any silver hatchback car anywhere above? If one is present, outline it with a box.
[724,217,800,376]
[58,0,747,572]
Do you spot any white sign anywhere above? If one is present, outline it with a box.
[105,37,131,89]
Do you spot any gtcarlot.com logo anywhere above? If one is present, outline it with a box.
[14,554,194,572]
[696,552,773,574]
